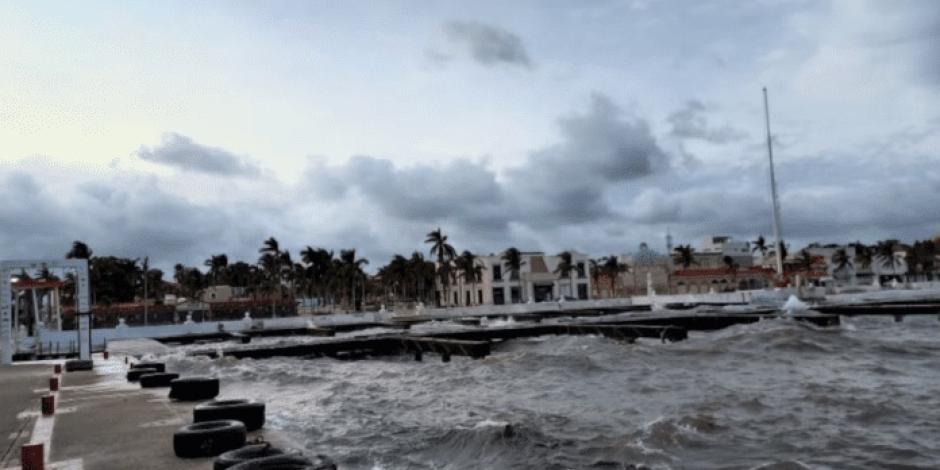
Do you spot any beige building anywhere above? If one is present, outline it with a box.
[437,251,593,307]
[200,285,247,303]
[616,243,672,296]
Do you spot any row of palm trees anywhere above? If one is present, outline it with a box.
[52,233,939,312]
[183,237,372,311]
[841,239,937,281]
[671,235,939,282]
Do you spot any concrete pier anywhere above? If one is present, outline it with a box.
[0,356,294,470]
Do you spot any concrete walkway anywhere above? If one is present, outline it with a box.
[0,364,51,468]
[3,356,291,470]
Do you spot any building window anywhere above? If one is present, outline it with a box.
[453,291,458,305]
[493,287,505,305]
[478,290,483,304]
[576,262,586,279]
[465,291,471,306]
[577,283,588,300]
[492,265,502,281]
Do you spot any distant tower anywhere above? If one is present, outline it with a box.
[665,228,674,254]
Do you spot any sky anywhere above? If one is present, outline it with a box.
[2,0,939,273]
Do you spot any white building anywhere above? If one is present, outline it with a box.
[437,251,593,307]
[695,236,754,268]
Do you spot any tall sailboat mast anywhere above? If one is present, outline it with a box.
[763,87,784,276]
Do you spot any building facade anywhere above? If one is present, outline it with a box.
[617,243,672,296]
[437,251,593,307]
[671,236,770,293]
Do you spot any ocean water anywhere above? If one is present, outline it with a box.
[160,315,940,469]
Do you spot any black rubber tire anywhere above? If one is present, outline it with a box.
[139,372,180,388]
[65,359,93,372]
[130,361,166,372]
[229,454,336,470]
[173,420,247,458]
[169,377,220,401]
[126,367,159,382]
[214,443,285,470]
[195,399,266,431]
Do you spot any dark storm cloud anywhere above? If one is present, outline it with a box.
[506,94,668,226]
[307,94,668,235]
[444,21,533,68]
[308,155,511,235]
[0,172,71,247]
[0,166,267,272]
[617,142,940,248]
[667,100,746,144]
[137,132,261,177]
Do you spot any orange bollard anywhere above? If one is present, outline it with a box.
[21,443,44,470]
[41,395,54,416]
[53,364,62,374]
[49,377,59,392]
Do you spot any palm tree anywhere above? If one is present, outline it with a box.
[425,228,456,306]
[501,247,526,302]
[831,248,852,272]
[409,252,435,304]
[301,247,335,309]
[751,235,768,257]
[501,247,525,280]
[338,249,368,310]
[554,251,575,300]
[454,251,485,306]
[909,240,937,281]
[673,245,695,269]
[853,242,873,270]
[874,240,901,278]
[720,255,738,291]
[66,240,93,260]
[589,259,602,297]
[260,237,280,257]
[797,250,814,272]
[203,254,229,285]
[601,256,627,297]
[258,237,292,316]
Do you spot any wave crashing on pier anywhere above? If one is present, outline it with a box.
[160,316,940,469]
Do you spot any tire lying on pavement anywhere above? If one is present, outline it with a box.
[195,399,266,431]
[131,362,166,373]
[173,420,246,458]
[139,372,180,388]
[65,359,94,372]
[213,443,285,470]
[126,367,159,382]
[169,377,220,401]
[228,454,337,470]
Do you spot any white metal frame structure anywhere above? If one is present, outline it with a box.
[1,259,90,364]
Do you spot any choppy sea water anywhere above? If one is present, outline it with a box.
[161,315,940,469]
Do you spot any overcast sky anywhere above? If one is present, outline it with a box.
[2,0,939,272]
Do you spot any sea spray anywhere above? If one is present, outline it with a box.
[782,295,809,315]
